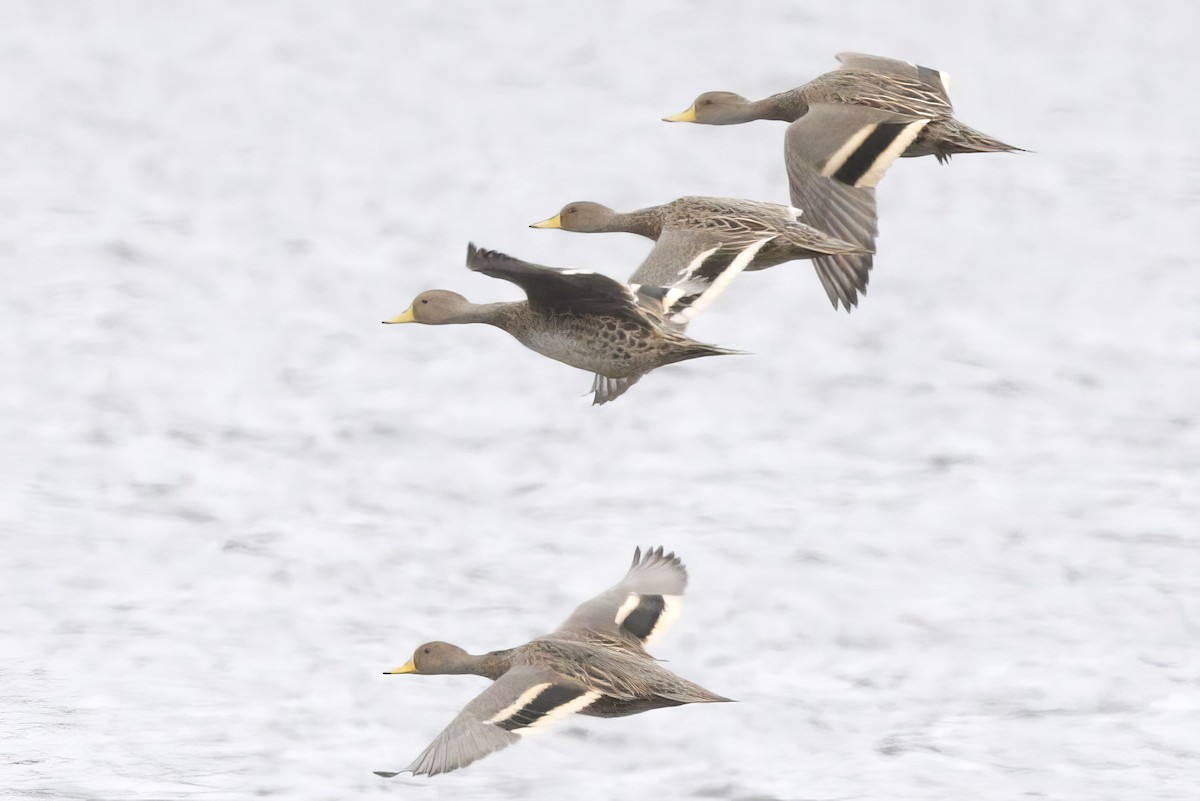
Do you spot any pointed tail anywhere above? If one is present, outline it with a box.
[931,118,1027,163]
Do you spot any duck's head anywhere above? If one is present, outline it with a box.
[383,290,472,325]
[529,201,617,233]
[385,641,471,675]
[663,92,753,125]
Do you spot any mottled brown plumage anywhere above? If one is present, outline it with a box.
[386,242,772,403]
[377,547,729,777]
[666,51,1023,163]
[531,196,868,307]
[664,52,1023,309]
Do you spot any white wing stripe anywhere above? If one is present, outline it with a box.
[485,683,552,726]
[641,595,683,649]
[661,244,720,310]
[483,683,601,735]
[519,690,601,733]
[821,123,877,179]
[668,236,775,326]
[856,119,929,188]
[677,244,722,282]
[614,593,641,627]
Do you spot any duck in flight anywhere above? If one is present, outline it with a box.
[376,547,730,777]
[385,239,775,404]
[664,52,1024,309]
[530,195,869,311]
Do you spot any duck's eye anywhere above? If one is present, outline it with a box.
[566,207,576,214]
[420,299,429,305]
[423,647,431,654]
[701,98,713,106]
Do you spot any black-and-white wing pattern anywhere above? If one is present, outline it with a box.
[377,665,601,778]
[555,546,689,648]
[647,236,776,328]
[629,228,731,290]
[784,104,927,309]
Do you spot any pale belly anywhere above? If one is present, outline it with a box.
[521,330,646,377]
[512,320,667,379]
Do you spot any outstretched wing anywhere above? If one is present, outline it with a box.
[376,666,600,778]
[554,546,689,649]
[784,104,927,310]
[659,236,775,327]
[629,237,775,330]
[465,243,646,322]
[629,228,732,289]
[835,51,953,111]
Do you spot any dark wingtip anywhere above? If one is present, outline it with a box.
[374,771,400,778]
[465,242,516,272]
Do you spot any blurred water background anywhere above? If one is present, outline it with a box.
[2,1,1198,799]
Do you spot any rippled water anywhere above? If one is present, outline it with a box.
[3,2,1198,799]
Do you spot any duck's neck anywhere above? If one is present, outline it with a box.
[603,206,666,240]
[464,649,516,680]
[747,90,808,122]
[443,301,525,327]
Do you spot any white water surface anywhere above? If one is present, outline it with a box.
[3,2,1198,799]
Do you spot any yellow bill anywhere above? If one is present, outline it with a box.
[662,105,698,123]
[529,214,562,229]
[383,306,416,324]
[385,658,418,674]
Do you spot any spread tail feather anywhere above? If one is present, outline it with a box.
[590,373,645,405]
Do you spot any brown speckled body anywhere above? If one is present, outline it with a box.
[497,306,729,380]
[390,244,744,403]
[466,634,728,718]
[383,547,730,776]
[545,196,866,291]
[661,196,863,268]
[743,65,1019,162]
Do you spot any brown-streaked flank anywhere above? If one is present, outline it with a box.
[375,547,730,778]
[384,239,775,404]
[530,195,870,311]
[664,52,1024,309]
